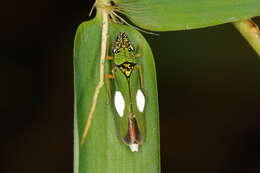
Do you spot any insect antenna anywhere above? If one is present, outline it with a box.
[110,11,159,36]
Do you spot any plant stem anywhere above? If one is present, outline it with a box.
[234,19,260,56]
[80,3,109,147]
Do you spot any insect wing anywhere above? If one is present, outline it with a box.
[113,66,130,142]
[129,67,145,144]
[113,65,145,147]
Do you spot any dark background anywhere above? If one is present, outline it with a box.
[1,0,260,173]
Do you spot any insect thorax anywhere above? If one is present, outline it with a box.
[112,32,137,78]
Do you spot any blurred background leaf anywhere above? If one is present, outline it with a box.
[115,0,260,31]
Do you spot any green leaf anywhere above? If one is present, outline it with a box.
[73,16,160,173]
[114,0,260,31]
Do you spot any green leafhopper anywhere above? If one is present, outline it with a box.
[106,32,145,152]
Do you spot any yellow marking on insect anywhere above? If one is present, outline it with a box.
[119,62,135,77]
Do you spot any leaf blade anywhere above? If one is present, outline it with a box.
[115,0,260,31]
[74,17,160,173]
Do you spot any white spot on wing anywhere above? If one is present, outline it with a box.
[129,144,138,152]
[114,91,125,117]
[136,89,145,112]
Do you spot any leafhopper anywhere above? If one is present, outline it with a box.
[106,32,145,152]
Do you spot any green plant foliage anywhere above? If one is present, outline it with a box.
[114,0,260,31]
[74,15,160,173]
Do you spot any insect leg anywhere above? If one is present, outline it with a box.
[134,46,141,58]
[106,56,113,60]
[135,53,141,58]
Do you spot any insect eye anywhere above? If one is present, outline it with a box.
[128,46,135,52]
[112,48,117,53]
